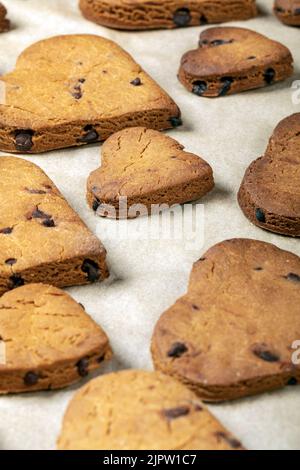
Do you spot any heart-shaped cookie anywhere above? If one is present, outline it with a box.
[152,239,300,401]
[238,113,300,236]
[274,0,300,25]
[79,0,257,30]
[58,370,244,450]
[0,3,9,32]
[0,156,108,296]
[0,284,112,393]
[87,127,214,219]
[179,27,293,97]
[0,35,180,153]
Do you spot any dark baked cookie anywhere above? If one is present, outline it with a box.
[178,27,293,97]
[0,156,108,295]
[58,370,244,450]
[87,127,214,219]
[0,283,112,394]
[151,239,300,401]
[274,0,300,26]
[0,34,180,153]
[0,3,9,32]
[238,113,300,237]
[79,0,257,30]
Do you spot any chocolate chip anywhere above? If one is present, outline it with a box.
[77,358,89,377]
[42,218,55,227]
[215,432,243,449]
[97,354,105,363]
[192,80,207,96]
[163,406,190,420]
[252,345,280,363]
[173,8,191,27]
[264,68,275,84]
[192,304,199,310]
[211,39,234,46]
[247,56,256,60]
[25,188,47,194]
[255,208,266,223]
[5,258,17,265]
[24,371,39,386]
[31,209,51,220]
[287,377,298,386]
[200,14,208,24]
[10,275,24,288]
[78,78,86,84]
[78,303,85,309]
[130,77,141,86]
[15,130,33,151]
[199,257,206,261]
[167,342,188,358]
[92,199,100,212]
[0,227,13,234]
[169,116,182,128]
[81,259,100,282]
[79,125,99,143]
[254,266,263,271]
[285,273,300,283]
[219,77,233,96]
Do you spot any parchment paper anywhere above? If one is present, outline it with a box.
[0,0,299,450]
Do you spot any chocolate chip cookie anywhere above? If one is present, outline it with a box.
[0,283,112,394]
[179,27,293,97]
[238,113,300,237]
[0,3,9,32]
[57,370,244,450]
[0,34,180,153]
[274,0,300,25]
[79,0,257,30]
[87,127,214,219]
[151,239,300,401]
[0,156,108,295]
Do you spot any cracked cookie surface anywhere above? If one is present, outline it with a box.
[238,113,300,236]
[87,127,214,219]
[0,283,112,393]
[151,239,300,401]
[178,27,293,97]
[0,156,108,295]
[0,34,180,153]
[274,0,300,25]
[57,369,244,450]
[79,0,257,30]
[0,2,9,32]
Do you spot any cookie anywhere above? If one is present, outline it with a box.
[0,156,108,296]
[0,3,9,32]
[274,0,300,25]
[178,27,294,98]
[0,34,180,154]
[0,283,112,394]
[57,370,244,450]
[87,127,214,219]
[238,114,300,237]
[152,239,300,401]
[79,0,257,30]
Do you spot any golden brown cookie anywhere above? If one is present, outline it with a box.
[0,283,112,394]
[87,127,214,219]
[79,0,257,30]
[178,27,293,97]
[0,3,9,32]
[0,156,108,296]
[238,113,300,237]
[152,239,300,401]
[0,34,180,153]
[274,0,300,25]
[57,370,244,450]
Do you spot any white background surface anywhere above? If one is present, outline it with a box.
[0,0,299,450]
